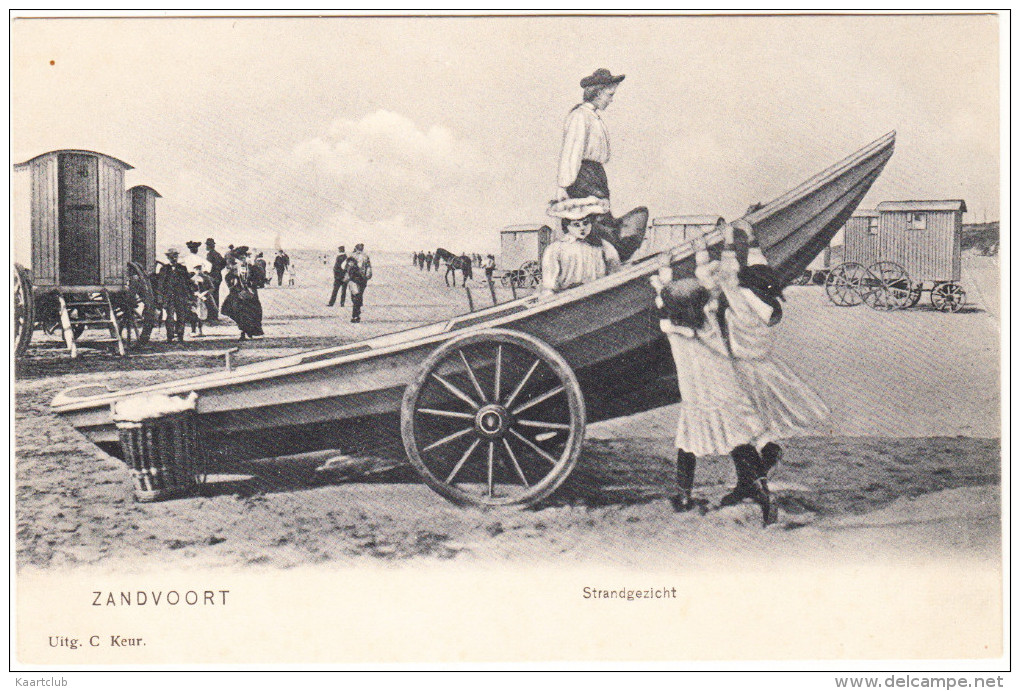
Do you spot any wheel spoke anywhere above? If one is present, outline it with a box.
[511,385,565,416]
[502,437,530,488]
[431,372,480,410]
[486,441,495,498]
[458,349,487,403]
[503,358,541,409]
[445,438,481,484]
[508,427,561,466]
[493,344,502,402]
[417,408,475,420]
[516,419,572,430]
[423,426,475,453]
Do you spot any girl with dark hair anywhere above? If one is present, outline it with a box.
[650,236,768,520]
[714,220,830,507]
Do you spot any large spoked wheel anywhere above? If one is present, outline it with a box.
[931,282,966,312]
[13,263,34,356]
[824,262,867,307]
[862,261,914,311]
[126,262,159,345]
[401,328,586,508]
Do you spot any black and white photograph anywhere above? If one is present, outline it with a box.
[10,12,1005,672]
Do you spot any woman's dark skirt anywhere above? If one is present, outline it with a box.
[221,290,264,336]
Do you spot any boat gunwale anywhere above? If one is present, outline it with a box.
[50,252,676,412]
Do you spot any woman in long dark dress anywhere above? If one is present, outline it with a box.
[220,248,264,340]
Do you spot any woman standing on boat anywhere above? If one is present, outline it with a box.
[552,68,648,261]
[221,247,264,341]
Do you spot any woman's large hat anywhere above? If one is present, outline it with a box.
[580,68,625,88]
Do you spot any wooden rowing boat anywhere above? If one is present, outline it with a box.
[50,132,895,506]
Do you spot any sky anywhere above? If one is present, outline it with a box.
[10,14,1001,254]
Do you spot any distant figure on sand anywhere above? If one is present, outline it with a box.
[327,245,349,307]
[345,243,372,323]
[274,250,290,286]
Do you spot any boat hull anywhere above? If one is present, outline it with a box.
[54,132,895,465]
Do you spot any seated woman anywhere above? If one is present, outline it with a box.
[541,198,621,295]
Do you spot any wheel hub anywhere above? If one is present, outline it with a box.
[474,404,510,439]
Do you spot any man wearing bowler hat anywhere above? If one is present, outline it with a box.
[552,68,648,262]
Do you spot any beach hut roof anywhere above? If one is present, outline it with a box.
[13,149,134,171]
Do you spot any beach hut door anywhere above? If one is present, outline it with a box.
[58,153,101,286]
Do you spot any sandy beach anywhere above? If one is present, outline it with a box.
[14,251,1001,572]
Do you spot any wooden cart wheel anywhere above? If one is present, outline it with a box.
[499,272,512,288]
[862,261,913,311]
[931,282,966,312]
[905,283,923,308]
[824,262,866,307]
[126,262,159,345]
[520,260,541,288]
[13,263,34,356]
[401,328,586,507]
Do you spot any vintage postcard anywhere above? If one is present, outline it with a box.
[10,13,1005,671]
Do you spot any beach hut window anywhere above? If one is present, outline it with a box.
[907,213,927,230]
[868,217,879,235]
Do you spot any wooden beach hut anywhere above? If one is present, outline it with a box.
[128,185,162,271]
[12,149,159,357]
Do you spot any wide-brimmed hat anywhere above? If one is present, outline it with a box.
[165,247,180,257]
[234,245,250,256]
[185,240,202,252]
[580,68,625,88]
[547,196,611,220]
[205,237,216,246]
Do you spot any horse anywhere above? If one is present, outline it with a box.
[434,248,472,287]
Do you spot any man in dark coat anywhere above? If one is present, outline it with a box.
[155,248,194,343]
[205,237,226,321]
[327,245,349,307]
[274,250,290,286]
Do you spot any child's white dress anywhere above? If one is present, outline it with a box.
[717,248,830,444]
[661,249,765,456]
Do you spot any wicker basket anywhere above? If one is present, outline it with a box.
[113,394,204,502]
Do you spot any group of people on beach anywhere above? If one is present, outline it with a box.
[155,237,268,342]
[540,68,829,526]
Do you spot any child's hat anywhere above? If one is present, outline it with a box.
[547,196,610,220]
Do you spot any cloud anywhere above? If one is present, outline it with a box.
[289,110,488,226]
